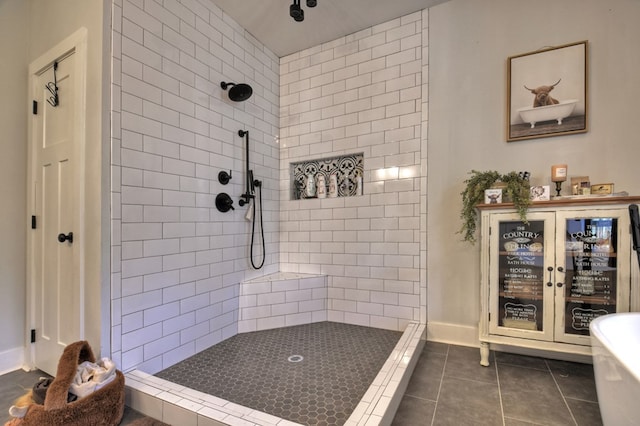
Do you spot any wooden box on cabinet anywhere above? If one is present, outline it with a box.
[477,197,640,366]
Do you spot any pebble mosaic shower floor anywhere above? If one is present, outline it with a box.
[155,322,402,426]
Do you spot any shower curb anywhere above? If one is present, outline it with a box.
[124,321,425,426]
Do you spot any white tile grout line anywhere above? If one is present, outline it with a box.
[125,321,425,426]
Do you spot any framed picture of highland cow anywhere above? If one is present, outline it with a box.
[507,41,588,142]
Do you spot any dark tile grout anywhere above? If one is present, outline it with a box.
[495,356,507,426]
[546,359,580,426]
[428,343,447,424]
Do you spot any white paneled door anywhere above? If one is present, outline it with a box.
[28,29,87,375]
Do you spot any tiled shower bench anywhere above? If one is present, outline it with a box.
[238,272,328,333]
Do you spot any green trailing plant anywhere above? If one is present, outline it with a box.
[498,170,532,222]
[459,170,531,243]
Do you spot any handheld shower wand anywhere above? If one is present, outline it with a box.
[238,129,265,269]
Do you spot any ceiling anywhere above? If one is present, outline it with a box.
[208,0,449,57]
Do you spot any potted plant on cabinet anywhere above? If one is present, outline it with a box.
[459,170,531,243]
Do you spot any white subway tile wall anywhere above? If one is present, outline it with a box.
[233,272,329,333]
[279,11,428,332]
[111,0,429,374]
[111,0,280,373]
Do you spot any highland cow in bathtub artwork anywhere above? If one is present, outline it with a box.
[524,79,561,107]
[507,41,588,142]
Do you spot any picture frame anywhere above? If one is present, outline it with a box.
[507,41,588,142]
[484,188,502,204]
[571,176,590,195]
[530,185,550,201]
[591,183,614,195]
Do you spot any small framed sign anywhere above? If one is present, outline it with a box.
[530,185,550,201]
[571,176,590,195]
[591,183,614,195]
[484,189,503,204]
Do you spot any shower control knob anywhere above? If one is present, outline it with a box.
[218,170,232,185]
[215,193,235,213]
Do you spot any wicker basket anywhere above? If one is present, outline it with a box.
[8,341,124,426]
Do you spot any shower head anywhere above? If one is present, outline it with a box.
[290,0,304,21]
[220,81,253,102]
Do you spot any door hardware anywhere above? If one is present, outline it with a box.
[57,232,73,243]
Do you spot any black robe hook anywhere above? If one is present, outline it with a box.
[46,61,59,107]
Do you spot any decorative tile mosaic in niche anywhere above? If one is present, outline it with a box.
[290,153,364,200]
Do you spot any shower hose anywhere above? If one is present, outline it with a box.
[250,181,265,269]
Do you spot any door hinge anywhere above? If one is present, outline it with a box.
[31,215,36,229]
[32,100,38,115]
[30,329,36,343]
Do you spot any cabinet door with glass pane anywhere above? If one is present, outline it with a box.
[554,209,631,345]
[488,212,556,341]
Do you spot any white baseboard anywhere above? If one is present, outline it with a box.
[426,321,479,347]
[426,322,593,364]
[0,346,26,376]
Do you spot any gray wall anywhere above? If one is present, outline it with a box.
[427,0,640,344]
[0,0,29,371]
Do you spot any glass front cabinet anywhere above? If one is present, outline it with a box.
[478,199,640,366]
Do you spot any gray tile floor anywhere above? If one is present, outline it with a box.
[156,322,402,426]
[1,340,602,426]
[391,342,603,426]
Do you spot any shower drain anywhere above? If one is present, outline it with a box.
[287,354,304,363]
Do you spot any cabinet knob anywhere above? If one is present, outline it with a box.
[557,282,563,288]
[557,266,564,272]
[546,282,553,287]
[547,266,553,272]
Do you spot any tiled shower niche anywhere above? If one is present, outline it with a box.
[290,153,364,200]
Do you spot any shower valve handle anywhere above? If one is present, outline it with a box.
[215,193,235,212]
[218,170,232,185]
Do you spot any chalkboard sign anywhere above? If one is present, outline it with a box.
[563,217,618,335]
[497,220,545,331]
